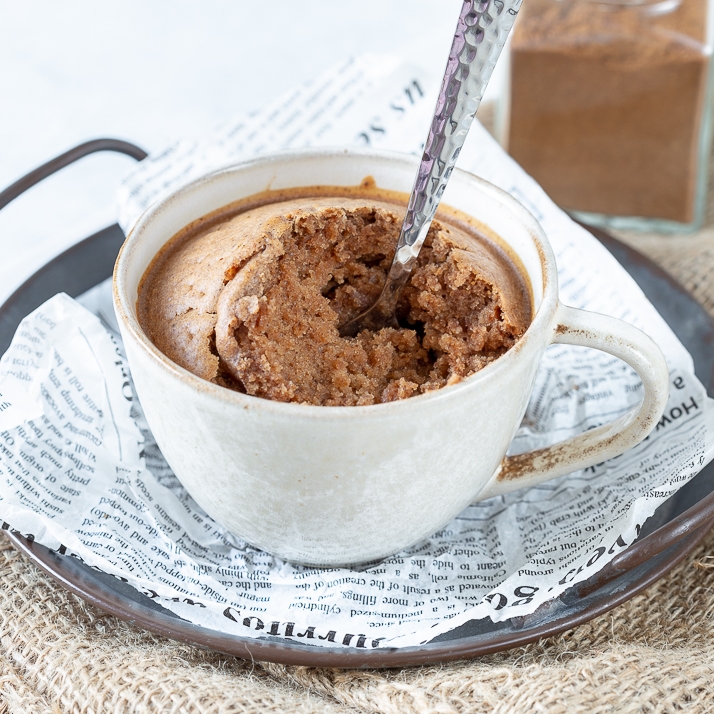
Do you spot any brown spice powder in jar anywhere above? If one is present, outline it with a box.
[508,0,710,224]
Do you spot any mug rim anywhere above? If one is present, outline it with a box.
[113,146,560,418]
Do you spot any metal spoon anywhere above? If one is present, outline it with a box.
[340,0,523,337]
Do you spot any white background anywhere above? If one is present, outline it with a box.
[0,0,497,305]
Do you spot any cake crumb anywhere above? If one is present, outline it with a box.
[139,196,531,406]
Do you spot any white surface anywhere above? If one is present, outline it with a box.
[0,0,475,305]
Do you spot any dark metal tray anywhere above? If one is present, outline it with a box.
[1,141,714,668]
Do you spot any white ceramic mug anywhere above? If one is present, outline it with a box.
[113,149,670,566]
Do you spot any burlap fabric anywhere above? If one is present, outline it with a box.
[3,166,714,714]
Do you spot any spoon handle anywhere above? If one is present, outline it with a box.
[399,0,522,256]
[341,0,523,336]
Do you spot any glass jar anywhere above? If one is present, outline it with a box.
[504,0,713,232]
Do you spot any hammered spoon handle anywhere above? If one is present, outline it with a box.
[340,0,523,337]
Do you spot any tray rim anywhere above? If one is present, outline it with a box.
[6,520,713,668]
[2,223,714,668]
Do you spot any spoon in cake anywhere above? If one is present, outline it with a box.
[339,0,523,337]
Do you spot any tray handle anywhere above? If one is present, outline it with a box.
[0,138,147,210]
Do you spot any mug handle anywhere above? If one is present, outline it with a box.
[479,303,670,499]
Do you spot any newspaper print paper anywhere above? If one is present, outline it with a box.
[1,56,713,648]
